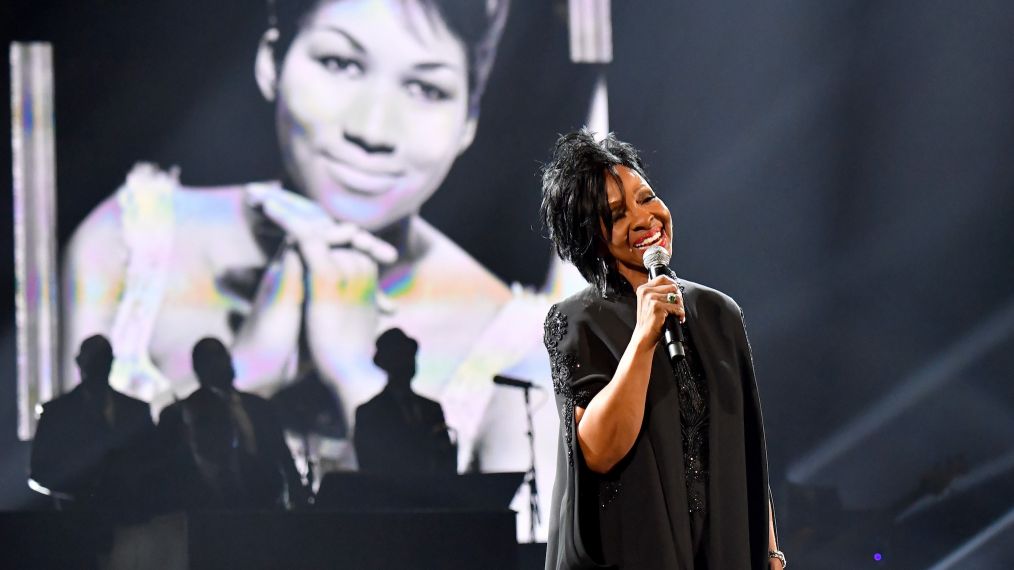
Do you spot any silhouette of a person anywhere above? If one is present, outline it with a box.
[30,334,154,510]
[353,328,456,475]
[157,337,307,509]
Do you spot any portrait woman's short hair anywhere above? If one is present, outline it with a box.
[268,0,509,116]
[540,129,651,294]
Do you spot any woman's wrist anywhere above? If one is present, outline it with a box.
[631,326,659,354]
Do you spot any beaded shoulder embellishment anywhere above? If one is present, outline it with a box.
[544,305,579,465]
[544,304,623,506]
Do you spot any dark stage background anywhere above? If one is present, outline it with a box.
[4,1,1014,567]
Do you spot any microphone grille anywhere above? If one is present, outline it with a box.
[641,245,670,269]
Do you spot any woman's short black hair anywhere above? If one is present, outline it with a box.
[540,129,650,294]
[268,0,509,117]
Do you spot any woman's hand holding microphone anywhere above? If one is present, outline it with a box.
[632,274,685,353]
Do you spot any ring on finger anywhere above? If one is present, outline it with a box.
[666,292,678,304]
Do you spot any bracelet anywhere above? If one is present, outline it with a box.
[769,549,787,568]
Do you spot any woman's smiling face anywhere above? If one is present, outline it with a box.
[274,0,476,231]
[601,165,673,285]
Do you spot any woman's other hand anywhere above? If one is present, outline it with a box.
[246,185,396,265]
[245,185,394,417]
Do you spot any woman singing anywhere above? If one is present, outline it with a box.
[540,130,785,569]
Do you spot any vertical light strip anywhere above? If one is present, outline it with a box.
[11,42,59,441]
[568,0,613,64]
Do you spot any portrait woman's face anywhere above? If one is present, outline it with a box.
[269,0,477,232]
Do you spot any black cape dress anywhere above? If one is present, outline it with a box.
[543,279,772,569]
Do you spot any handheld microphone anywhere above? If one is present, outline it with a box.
[493,375,540,390]
[641,245,686,361]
